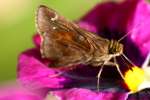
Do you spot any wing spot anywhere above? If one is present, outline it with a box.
[53,27,56,30]
[51,12,58,21]
[78,35,85,41]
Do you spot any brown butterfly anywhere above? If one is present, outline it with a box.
[36,5,131,89]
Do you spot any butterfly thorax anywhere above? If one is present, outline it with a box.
[88,39,123,66]
[108,40,123,56]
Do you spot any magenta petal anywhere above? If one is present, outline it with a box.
[33,34,41,48]
[52,88,128,100]
[127,0,150,56]
[79,21,97,33]
[17,48,70,89]
[81,0,139,33]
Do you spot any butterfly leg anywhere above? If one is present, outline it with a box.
[104,60,124,80]
[97,64,104,91]
[113,57,124,80]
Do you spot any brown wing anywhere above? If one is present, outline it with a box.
[36,5,109,67]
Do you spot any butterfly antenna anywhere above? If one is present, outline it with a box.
[118,24,139,42]
[118,32,129,42]
[122,53,135,66]
[118,19,150,42]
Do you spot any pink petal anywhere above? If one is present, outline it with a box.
[79,21,97,33]
[52,88,128,100]
[17,48,70,89]
[128,0,150,56]
[33,33,41,48]
[81,0,140,33]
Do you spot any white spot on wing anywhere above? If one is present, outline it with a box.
[51,12,58,21]
[53,27,56,30]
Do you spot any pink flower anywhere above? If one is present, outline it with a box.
[18,0,150,100]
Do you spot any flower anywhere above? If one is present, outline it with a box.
[18,0,150,100]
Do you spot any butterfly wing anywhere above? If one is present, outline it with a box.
[36,5,109,67]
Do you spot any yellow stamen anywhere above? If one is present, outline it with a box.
[124,66,145,93]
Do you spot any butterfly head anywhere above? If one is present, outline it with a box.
[108,40,123,56]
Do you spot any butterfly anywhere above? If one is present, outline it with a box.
[36,5,132,90]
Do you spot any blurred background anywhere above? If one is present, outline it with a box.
[0,0,101,82]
